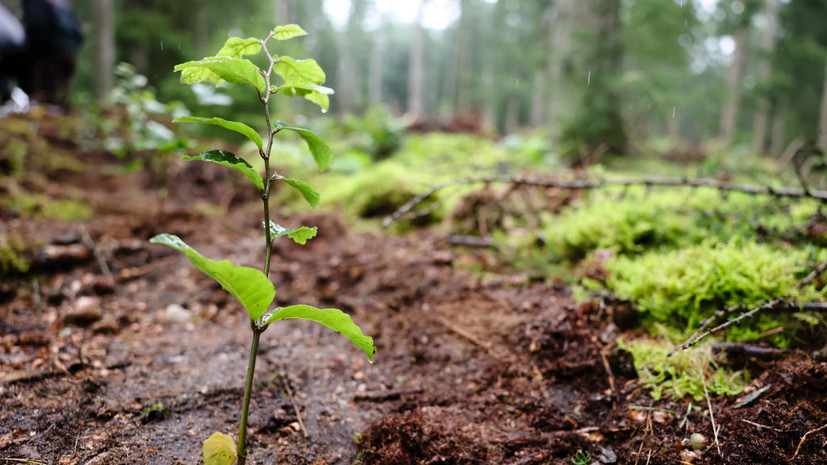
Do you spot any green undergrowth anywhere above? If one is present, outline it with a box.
[619,337,750,401]
[1,193,93,221]
[607,240,822,334]
[0,231,30,276]
[539,187,820,261]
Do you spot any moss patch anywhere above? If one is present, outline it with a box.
[619,337,750,401]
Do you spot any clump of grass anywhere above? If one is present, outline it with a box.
[618,337,750,401]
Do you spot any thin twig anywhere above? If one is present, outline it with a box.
[791,422,827,461]
[383,175,827,226]
[79,226,114,284]
[671,256,827,355]
[431,315,506,362]
[600,350,618,409]
[280,374,309,439]
[702,376,723,458]
[740,419,783,432]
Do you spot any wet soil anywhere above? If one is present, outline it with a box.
[1,118,826,464]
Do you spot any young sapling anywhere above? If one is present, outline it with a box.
[148,25,375,465]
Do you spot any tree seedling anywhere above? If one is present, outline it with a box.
[148,25,375,465]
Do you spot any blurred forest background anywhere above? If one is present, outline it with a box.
[3,0,827,161]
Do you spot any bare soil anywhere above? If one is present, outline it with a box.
[1,117,826,464]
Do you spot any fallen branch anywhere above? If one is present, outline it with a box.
[670,258,827,355]
[383,175,827,226]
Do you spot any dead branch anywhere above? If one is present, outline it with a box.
[383,175,827,226]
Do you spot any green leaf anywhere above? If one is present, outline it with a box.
[265,220,318,245]
[273,24,307,41]
[174,116,263,151]
[175,57,266,94]
[202,432,237,465]
[182,150,263,191]
[150,234,275,320]
[283,178,320,208]
[264,304,375,362]
[274,56,325,86]
[216,37,261,58]
[274,121,333,170]
[277,83,333,112]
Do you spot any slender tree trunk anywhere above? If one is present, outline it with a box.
[407,2,426,117]
[752,0,779,155]
[195,0,208,55]
[455,0,472,113]
[368,24,384,108]
[769,103,787,158]
[530,70,546,127]
[275,0,292,23]
[719,27,749,146]
[482,64,496,132]
[93,0,115,100]
[505,98,519,135]
[819,63,827,152]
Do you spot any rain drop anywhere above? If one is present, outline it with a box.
[321,108,328,114]
[587,71,591,85]
[160,41,164,50]
[673,105,677,118]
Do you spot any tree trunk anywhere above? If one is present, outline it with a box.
[482,63,496,132]
[769,103,787,158]
[505,98,519,135]
[93,0,115,100]
[407,2,426,117]
[530,70,546,127]
[455,0,472,113]
[275,0,292,23]
[195,0,208,55]
[752,0,779,155]
[819,63,827,153]
[368,24,384,108]
[719,27,749,146]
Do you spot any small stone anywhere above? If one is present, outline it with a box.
[163,304,191,324]
[92,314,119,334]
[64,296,103,326]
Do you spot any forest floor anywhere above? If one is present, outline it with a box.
[1,117,826,465]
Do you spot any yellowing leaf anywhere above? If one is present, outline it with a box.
[202,432,237,465]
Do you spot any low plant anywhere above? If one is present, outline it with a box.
[148,25,375,465]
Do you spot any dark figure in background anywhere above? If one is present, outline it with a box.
[21,0,83,106]
[0,2,26,102]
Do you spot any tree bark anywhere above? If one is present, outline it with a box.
[719,27,749,146]
[407,2,426,117]
[819,63,827,152]
[368,23,384,108]
[769,102,787,158]
[93,0,115,100]
[752,0,779,155]
[530,70,546,127]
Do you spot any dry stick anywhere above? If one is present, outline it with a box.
[431,315,506,362]
[382,175,827,227]
[280,373,309,439]
[740,419,783,432]
[791,422,827,461]
[702,375,723,458]
[79,226,114,284]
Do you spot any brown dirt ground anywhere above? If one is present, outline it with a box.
[1,116,826,465]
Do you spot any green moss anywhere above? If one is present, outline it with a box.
[2,194,93,221]
[0,232,30,275]
[619,337,750,401]
[541,187,817,261]
[606,240,823,345]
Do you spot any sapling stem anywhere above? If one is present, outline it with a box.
[238,36,278,464]
[237,325,263,465]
